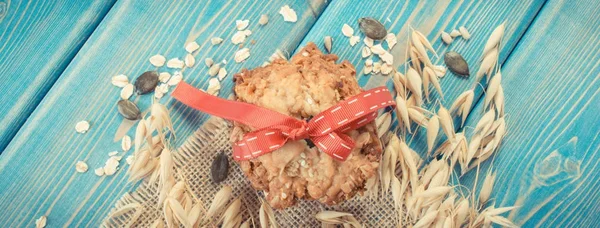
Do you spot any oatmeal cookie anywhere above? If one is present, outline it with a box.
[231,42,383,209]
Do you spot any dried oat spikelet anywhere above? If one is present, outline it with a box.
[477,23,504,82]
[406,67,423,106]
[259,198,278,228]
[221,198,242,228]
[204,185,233,222]
[166,197,191,227]
[315,211,361,227]
[479,169,496,205]
[426,115,440,155]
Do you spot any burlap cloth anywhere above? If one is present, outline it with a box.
[101,117,398,227]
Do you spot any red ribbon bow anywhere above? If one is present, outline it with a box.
[172,82,395,161]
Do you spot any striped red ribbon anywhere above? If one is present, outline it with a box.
[172,82,395,161]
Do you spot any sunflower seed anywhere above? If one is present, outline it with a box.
[211,37,223,45]
[342,24,354,37]
[184,54,195,67]
[210,151,229,183]
[358,17,387,40]
[149,55,166,67]
[235,19,249,30]
[111,74,129,87]
[134,71,159,94]
[209,63,221,76]
[279,5,297,22]
[159,72,171,83]
[259,14,269,25]
[185,41,199,53]
[76,161,88,173]
[117,99,141,120]
[120,83,134,99]
[459,26,471,40]
[349,36,359,46]
[166,58,184,69]
[75,121,90,133]
[122,135,132,151]
[205,58,214,67]
[324,36,333,53]
[441,32,453,44]
[234,48,250,63]
[444,51,469,76]
[167,72,182,86]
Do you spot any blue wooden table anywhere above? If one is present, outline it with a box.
[0,0,598,227]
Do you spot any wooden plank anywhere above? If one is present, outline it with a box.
[296,0,546,158]
[0,0,327,226]
[459,0,600,227]
[0,0,116,152]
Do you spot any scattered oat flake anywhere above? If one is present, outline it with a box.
[185,54,195,67]
[450,29,461,37]
[121,135,132,151]
[126,155,134,165]
[381,63,393,75]
[209,63,221,76]
[166,58,184,69]
[373,62,382,73]
[120,83,134,99]
[459,26,471,39]
[365,58,373,66]
[386,33,397,49]
[342,24,354,37]
[111,74,129,87]
[364,66,372,75]
[259,14,269,25]
[103,156,120,176]
[441,32,453,44]
[159,84,169,93]
[279,5,297,22]
[108,151,119,156]
[168,72,183,85]
[218,68,228,81]
[149,55,166,67]
[158,72,171,83]
[155,90,164,99]
[76,161,88,173]
[381,52,393,64]
[207,78,221,95]
[94,167,104,176]
[370,44,386,55]
[243,29,252,36]
[362,47,372,58]
[75,121,90,133]
[231,31,246,44]
[364,37,374,47]
[349,36,360,46]
[35,216,47,228]
[234,48,250,63]
[185,41,200,53]
[205,58,214,67]
[236,19,249,30]
[211,37,223,45]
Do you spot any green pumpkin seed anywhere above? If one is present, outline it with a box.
[444,51,470,76]
[358,17,387,40]
[134,71,159,94]
[211,151,229,183]
[117,99,141,120]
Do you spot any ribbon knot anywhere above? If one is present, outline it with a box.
[288,124,309,141]
[172,82,395,161]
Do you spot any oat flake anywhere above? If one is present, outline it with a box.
[168,72,183,85]
[386,33,397,49]
[259,14,269,25]
[149,55,166,67]
[76,161,88,173]
[211,37,223,45]
[103,156,120,176]
[342,24,354,37]
[94,167,105,176]
[75,121,90,133]
[185,41,200,53]
[207,78,221,95]
[363,37,374,47]
[158,72,171,83]
[120,83,134,99]
[121,135,132,151]
[362,47,372,58]
[365,58,374,66]
[155,90,164,99]
[185,54,195,67]
[111,74,129,87]
[279,5,297,22]
[209,63,221,76]
[234,48,250,63]
[236,20,249,30]
[35,216,47,228]
[370,44,386,55]
[243,29,252,36]
[205,58,214,67]
[349,36,360,46]
[126,155,134,165]
[231,31,246,44]
[108,151,119,156]
[218,68,228,81]
[166,58,184,69]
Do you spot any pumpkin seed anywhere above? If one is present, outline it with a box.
[211,151,229,183]
[117,99,141,120]
[358,17,387,40]
[444,51,470,76]
[134,71,159,94]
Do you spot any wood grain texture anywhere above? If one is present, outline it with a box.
[0,0,116,152]
[459,0,600,227]
[0,0,327,226]
[296,0,546,162]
